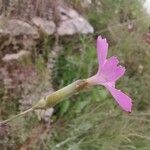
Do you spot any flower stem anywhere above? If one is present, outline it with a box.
[0,79,88,124]
[33,79,88,109]
[0,107,34,124]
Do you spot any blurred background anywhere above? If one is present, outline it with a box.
[0,0,150,149]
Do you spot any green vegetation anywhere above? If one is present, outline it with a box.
[1,0,150,149]
[48,1,150,149]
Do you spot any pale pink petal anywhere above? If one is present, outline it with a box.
[97,36,108,69]
[107,82,115,88]
[100,56,125,82]
[102,56,119,70]
[88,36,133,112]
[87,74,104,85]
[105,84,132,112]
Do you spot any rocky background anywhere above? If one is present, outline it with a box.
[0,0,94,149]
[0,0,150,150]
[0,0,93,112]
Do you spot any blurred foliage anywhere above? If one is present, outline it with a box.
[50,0,150,150]
[1,0,150,149]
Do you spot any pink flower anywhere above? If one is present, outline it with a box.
[87,36,132,112]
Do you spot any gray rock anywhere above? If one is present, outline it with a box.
[2,50,31,62]
[57,6,94,35]
[32,17,56,35]
[0,17,39,37]
[81,0,92,8]
[57,17,94,35]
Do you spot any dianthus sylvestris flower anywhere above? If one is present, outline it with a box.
[87,36,132,112]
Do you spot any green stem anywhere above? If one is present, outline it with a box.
[33,79,88,109]
[0,107,34,124]
[0,79,88,124]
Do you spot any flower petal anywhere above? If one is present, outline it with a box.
[87,74,104,85]
[97,36,108,69]
[105,84,132,112]
[100,56,125,82]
